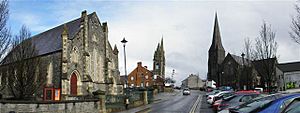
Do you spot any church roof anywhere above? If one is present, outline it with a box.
[278,61,300,72]
[230,54,251,66]
[2,12,96,64]
[31,12,96,56]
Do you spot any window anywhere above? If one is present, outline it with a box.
[240,95,252,102]
[146,82,149,87]
[145,75,148,79]
[155,63,159,69]
[131,84,134,86]
[279,98,294,112]
[141,83,144,87]
[131,76,134,81]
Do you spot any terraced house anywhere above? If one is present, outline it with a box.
[0,11,122,100]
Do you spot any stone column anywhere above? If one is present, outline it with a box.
[99,95,107,113]
[93,90,107,113]
[143,91,148,105]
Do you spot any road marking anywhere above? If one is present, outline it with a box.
[189,94,202,113]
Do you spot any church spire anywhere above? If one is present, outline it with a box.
[209,12,224,52]
[160,36,164,51]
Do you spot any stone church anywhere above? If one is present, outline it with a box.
[152,39,165,92]
[207,13,283,90]
[0,11,122,100]
[153,38,165,79]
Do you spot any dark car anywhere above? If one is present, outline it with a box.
[218,93,261,111]
[229,93,285,113]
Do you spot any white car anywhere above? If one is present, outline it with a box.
[183,88,191,95]
[207,91,233,104]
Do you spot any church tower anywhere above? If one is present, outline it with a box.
[208,13,225,83]
[153,38,165,79]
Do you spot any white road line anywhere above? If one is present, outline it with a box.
[189,94,202,113]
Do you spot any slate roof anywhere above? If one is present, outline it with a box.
[252,58,277,76]
[229,53,251,66]
[278,62,300,72]
[2,12,96,64]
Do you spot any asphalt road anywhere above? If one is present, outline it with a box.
[141,90,201,113]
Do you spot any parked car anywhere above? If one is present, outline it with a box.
[229,93,285,113]
[250,93,300,113]
[183,88,191,95]
[235,90,260,94]
[218,93,261,111]
[207,91,233,104]
[212,92,235,111]
[206,89,220,97]
[218,86,234,91]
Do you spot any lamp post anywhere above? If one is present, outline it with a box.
[241,53,246,90]
[121,38,128,88]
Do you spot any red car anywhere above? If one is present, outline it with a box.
[235,90,260,94]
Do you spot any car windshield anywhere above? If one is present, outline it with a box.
[285,99,300,113]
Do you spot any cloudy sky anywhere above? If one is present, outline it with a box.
[8,0,300,86]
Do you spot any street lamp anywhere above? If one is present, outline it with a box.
[121,38,128,88]
[241,53,246,90]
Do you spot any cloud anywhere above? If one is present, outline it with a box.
[8,1,300,86]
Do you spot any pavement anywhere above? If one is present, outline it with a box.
[280,88,300,93]
[115,89,181,113]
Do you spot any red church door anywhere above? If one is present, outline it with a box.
[70,73,77,95]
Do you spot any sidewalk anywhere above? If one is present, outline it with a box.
[280,88,300,93]
[115,90,180,113]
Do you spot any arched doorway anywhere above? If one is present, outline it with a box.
[70,73,77,95]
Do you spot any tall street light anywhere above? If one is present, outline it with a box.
[241,53,246,90]
[121,38,128,88]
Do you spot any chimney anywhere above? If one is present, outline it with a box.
[144,66,148,69]
[137,62,142,67]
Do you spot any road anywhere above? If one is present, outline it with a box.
[117,90,214,113]
[135,90,213,113]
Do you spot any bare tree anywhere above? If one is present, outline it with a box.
[4,25,44,100]
[243,37,253,60]
[290,2,300,45]
[0,0,11,62]
[252,21,278,93]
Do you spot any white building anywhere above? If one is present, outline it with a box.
[278,62,300,90]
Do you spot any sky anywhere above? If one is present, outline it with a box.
[7,0,300,86]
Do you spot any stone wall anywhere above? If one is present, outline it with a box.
[0,99,103,113]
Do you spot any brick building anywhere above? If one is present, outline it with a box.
[128,62,153,88]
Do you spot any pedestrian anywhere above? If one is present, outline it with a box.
[125,98,129,109]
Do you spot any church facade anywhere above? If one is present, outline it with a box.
[0,11,121,100]
[207,13,283,91]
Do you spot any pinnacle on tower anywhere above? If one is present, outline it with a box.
[209,12,225,52]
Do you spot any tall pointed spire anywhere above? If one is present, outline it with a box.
[209,12,224,51]
[207,12,226,82]
[160,36,164,51]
